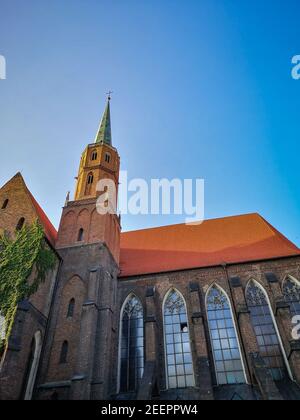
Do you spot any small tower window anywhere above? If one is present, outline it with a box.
[2,199,9,209]
[67,298,75,318]
[77,228,84,242]
[85,172,94,196]
[91,150,98,161]
[87,173,94,184]
[16,217,25,231]
[59,341,69,364]
[105,153,111,163]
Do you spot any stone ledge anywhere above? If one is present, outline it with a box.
[38,380,71,389]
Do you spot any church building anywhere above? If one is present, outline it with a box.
[0,98,300,400]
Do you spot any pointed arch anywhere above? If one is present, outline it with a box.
[22,330,43,400]
[282,275,300,316]
[206,284,247,385]
[119,294,144,393]
[245,279,292,381]
[163,288,195,389]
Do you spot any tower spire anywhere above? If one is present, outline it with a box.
[94,94,112,146]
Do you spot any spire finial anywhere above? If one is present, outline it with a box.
[106,91,113,101]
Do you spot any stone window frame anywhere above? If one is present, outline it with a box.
[245,279,293,381]
[162,288,195,390]
[282,275,300,317]
[117,293,145,394]
[205,283,248,386]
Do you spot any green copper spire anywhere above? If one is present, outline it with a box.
[94,96,112,145]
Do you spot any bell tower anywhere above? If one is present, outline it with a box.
[40,97,121,401]
[74,96,120,201]
[56,96,121,264]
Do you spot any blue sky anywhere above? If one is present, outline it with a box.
[0,0,299,245]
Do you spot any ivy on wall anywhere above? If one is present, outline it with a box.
[0,221,56,357]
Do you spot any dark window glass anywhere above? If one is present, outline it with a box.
[206,285,246,385]
[120,296,144,392]
[87,173,94,184]
[67,299,75,318]
[105,153,111,163]
[91,151,98,161]
[283,277,300,316]
[77,228,84,242]
[246,281,286,381]
[2,199,9,209]
[16,217,25,231]
[164,290,194,389]
[60,341,68,364]
[85,173,94,195]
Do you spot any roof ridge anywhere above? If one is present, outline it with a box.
[121,212,260,235]
[256,213,300,251]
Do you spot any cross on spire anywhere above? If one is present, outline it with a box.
[106,91,113,101]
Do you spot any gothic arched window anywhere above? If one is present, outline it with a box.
[22,331,43,400]
[67,298,75,318]
[283,277,300,316]
[163,289,195,389]
[119,295,144,393]
[246,280,286,381]
[59,341,69,364]
[16,217,25,231]
[206,285,246,385]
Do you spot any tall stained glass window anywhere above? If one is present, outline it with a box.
[120,295,144,393]
[283,277,300,317]
[206,285,246,385]
[164,290,195,389]
[246,280,286,381]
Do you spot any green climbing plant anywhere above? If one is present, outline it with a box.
[0,220,56,357]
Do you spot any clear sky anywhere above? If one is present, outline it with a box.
[0,0,299,245]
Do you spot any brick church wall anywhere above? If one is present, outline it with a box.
[114,256,300,398]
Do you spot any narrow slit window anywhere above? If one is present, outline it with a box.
[16,217,25,231]
[67,299,75,318]
[59,341,69,364]
[77,228,84,242]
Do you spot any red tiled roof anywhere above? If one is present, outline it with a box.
[119,213,300,277]
[27,189,57,247]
